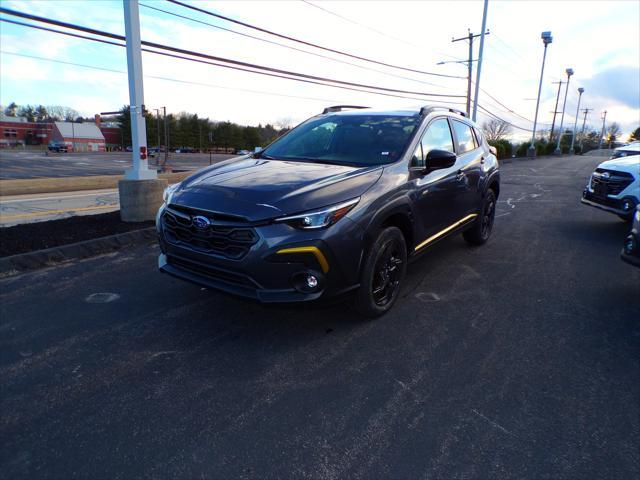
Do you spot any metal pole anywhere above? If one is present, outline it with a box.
[71,121,75,153]
[156,109,160,151]
[471,0,489,122]
[569,88,584,153]
[123,0,155,180]
[598,110,607,149]
[549,80,563,142]
[467,30,473,116]
[528,37,550,157]
[163,106,168,166]
[554,68,573,154]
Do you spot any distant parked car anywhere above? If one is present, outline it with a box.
[236,149,251,155]
[621,205,640,268]
[47,141,68,153]
[611,142,640,159]
[581,154,640,221]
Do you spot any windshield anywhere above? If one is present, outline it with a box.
[260,114,420,167]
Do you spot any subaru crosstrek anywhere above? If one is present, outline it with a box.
[581,145,640,221]
[157,105,500,317]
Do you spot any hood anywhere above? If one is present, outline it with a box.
[170,157,383,222]
[599,156,640,173]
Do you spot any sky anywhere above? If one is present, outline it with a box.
[1,0,639,141]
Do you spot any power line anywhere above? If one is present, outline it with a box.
[166,0,466,80]
[0,7,465,100]
[0,18,467,106]
[299,0,423,50]
[477,104,534,132]
[139,2,450,90]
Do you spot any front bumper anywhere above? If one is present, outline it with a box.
[156,205,364,303]
[581,190,636,217]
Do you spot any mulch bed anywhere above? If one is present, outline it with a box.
[0,212,154,257]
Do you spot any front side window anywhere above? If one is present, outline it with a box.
[451,120,477,154]
[411,118,455,167]
[261,114,420,167]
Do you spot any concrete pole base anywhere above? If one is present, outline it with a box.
[118,179,168,222]
[527,146,537,157]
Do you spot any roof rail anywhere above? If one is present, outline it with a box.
[419,106,467,118]
[322,105,369,114]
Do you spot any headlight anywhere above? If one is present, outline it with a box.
[275,198,359,229]
[163,183,180,204]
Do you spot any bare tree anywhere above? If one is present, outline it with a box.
[275,116,294,131]
[482,119,511,142]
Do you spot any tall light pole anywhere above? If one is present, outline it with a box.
[471,0,489,121]
[549,80,563,142]
[554,68,574,154]
[120,0,165,223]
[569,87,584,154]
[528,31,552,157]
[598,110,607,149]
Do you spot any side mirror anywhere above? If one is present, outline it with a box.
[425,149,457,172]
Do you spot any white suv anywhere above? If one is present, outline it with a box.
[581,145,640,221]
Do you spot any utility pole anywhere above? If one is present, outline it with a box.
[579,107,593,151]
[471,0,489,122]
[554,68,574,155]
[119,0,164,222]
[528,31,552,157]
[549,80,563,142]
[569,87,584,154]
[451,29,489,116]
[598,110,607,149]
[163,106,169,167]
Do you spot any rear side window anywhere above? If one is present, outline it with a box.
[411,118,455,167]
[451,120,477,154]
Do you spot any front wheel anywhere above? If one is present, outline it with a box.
[355,226,407,318]
[463,189,496,246]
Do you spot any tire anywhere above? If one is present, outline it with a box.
[355,226,407,318]
[463,189,496,246]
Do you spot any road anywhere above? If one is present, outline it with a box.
[0,189,119,226]
[0,150,234,179]
[1,155,638,479]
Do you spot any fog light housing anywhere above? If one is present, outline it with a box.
[624,235,636,254]
[622,199,633,211]
[291,270,324,293]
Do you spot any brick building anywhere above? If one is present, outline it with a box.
[0,114,121,151]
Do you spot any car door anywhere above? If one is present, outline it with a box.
[409,117,465,240]
[450,119,484,215]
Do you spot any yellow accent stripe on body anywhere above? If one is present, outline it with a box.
[414,213,478,252]
[276,246,330,273]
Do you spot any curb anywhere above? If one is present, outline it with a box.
[0,227,156,278]
[0,172,191,197]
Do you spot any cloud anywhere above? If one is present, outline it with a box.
[581,66,640,110]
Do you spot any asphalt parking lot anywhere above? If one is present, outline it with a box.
[0,150,234,179]
[1,155,638,479]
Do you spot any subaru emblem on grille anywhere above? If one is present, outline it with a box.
[192,215,211,230]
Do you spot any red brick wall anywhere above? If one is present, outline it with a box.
[0,121,54,145]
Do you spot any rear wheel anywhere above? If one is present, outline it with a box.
[355,226,407,318]
[463,189,496,246]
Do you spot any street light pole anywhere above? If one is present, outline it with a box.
[569,87,584,154]
[528,31,552,157]
[554,68,574,155]
[119,0,165,223]
[471,0,489,122]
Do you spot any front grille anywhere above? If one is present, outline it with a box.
[167,255,257,288]
[162,207,258,259]
[591,169,634,196]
